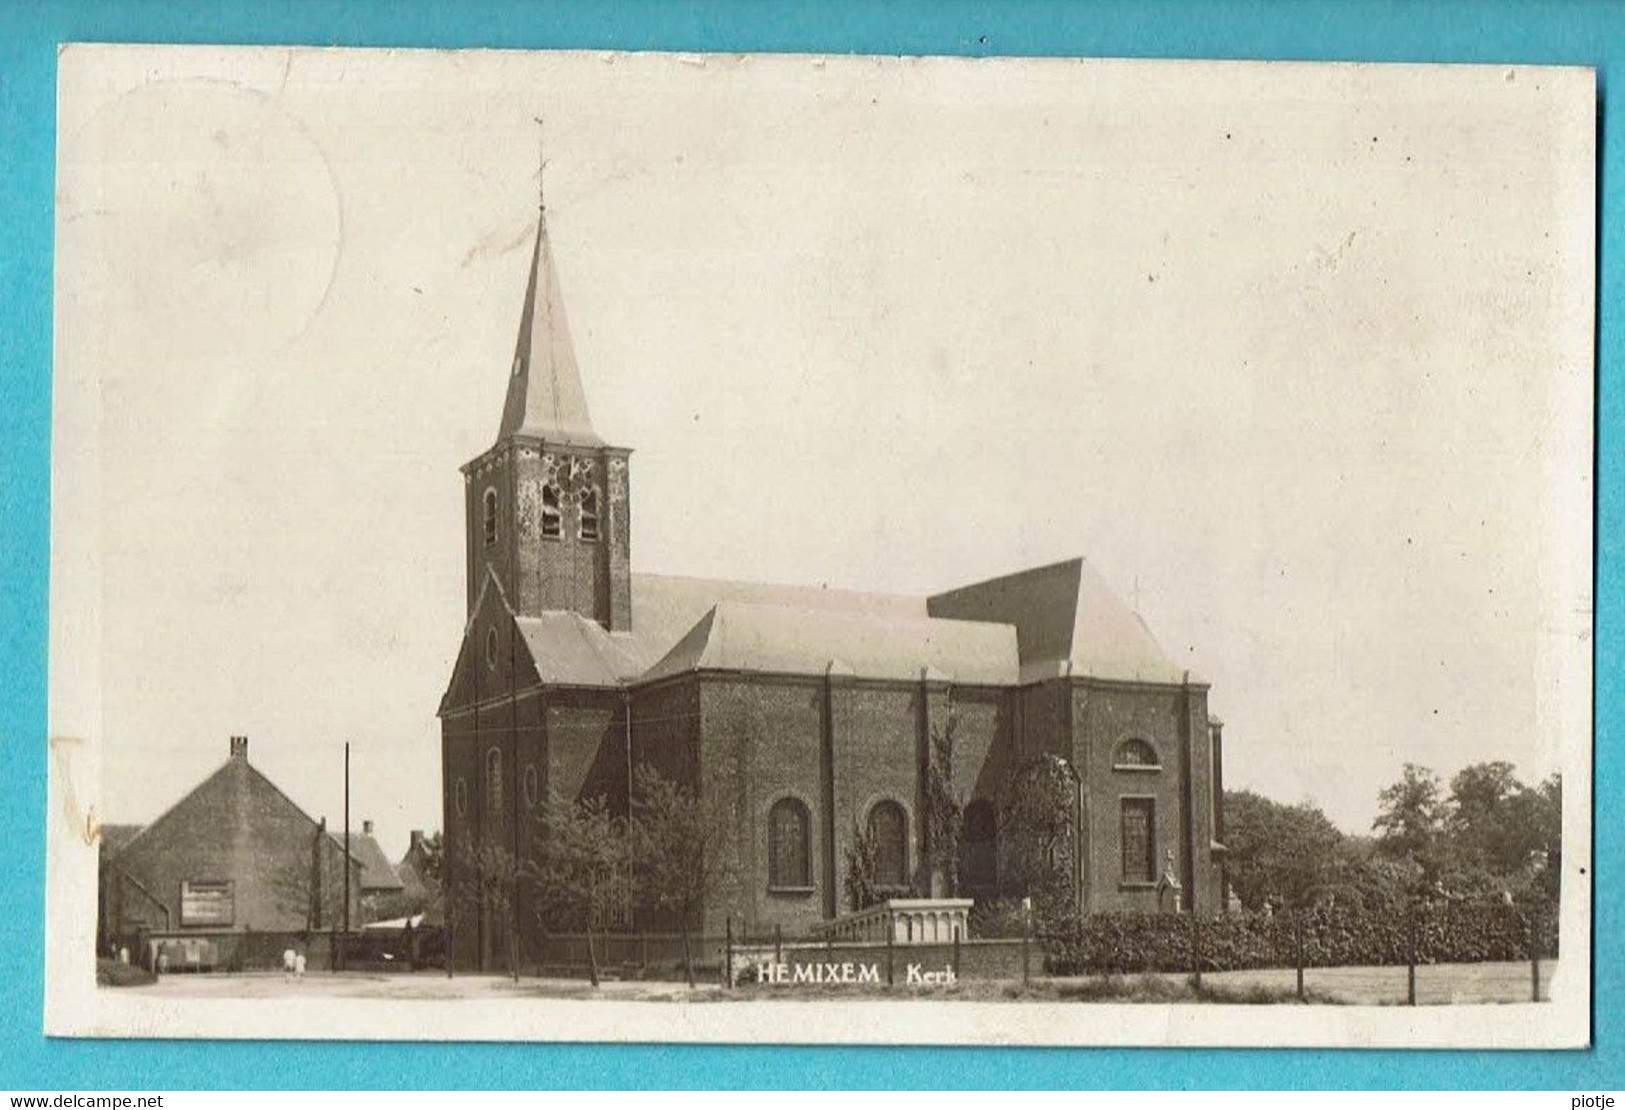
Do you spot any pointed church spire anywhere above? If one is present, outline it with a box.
[497,122,603,447]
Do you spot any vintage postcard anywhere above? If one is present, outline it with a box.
[46,44,1594,1047]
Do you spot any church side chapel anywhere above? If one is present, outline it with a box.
[438,181,1228,973]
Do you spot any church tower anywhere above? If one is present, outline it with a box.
[461,193,632,631]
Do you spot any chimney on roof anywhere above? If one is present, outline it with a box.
[409,830,424,851]
[229,735,248,760]
[362,819,374,837]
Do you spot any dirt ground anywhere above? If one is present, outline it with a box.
[116,959,1555,1005]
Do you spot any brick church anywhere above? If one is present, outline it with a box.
[439,196,1228,971]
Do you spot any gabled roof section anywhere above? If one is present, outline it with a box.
[98,823,143,856]
[926,557,1190,685]
[514,611,645,687]
[111,752,357,863]
[345,833,406,893]
[640,601,1019,685]
[497,206,603,447]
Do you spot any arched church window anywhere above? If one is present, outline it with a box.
[962,799,998,894]
[485,627,499,670]
[1121,797,1156,883]
[541,483,562,539]
[578,486,600,541]
[486,747,503,813]
[453,777,468,818]
[1114,738,1161,770]
[867,800,908,887]
[523,764,540,808]
[768,797,811,890]
[482,488,498,547]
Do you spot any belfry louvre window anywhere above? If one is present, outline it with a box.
[541,484,562,538]
[868,800,908,887]
[1121,797,1155,883]
[768,797,811,889]
[482,488,498,547]
[578,486,600,541]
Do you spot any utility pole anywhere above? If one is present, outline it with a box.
[343,743,352,941]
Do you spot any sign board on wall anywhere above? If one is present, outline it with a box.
[179,880,234,926]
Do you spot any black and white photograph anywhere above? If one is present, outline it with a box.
[47,44,1593,1047]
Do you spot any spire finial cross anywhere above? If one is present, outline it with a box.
[533,115,548,211]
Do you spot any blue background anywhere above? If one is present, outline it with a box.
[0,0,1616,1090]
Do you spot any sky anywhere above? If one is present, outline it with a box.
[52,47,1593,858]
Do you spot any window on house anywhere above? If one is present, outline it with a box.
[1114,738,1161,770]
[768,797,811,889]
[1121,797,1156,883]
[482,488,498,547]
[179,879,235,926]
[962,799,998,893]
[578,486,600,541]
[868,800,908,887]
[486,747,503,813]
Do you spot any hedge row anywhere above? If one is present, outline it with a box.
[1043,901,1558,975]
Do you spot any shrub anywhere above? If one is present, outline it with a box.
[1043,898,1557,975]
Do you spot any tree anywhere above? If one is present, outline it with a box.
[267,832,352,931]
[1373,763,1446,864]
[922,716,965,897]
[450,839,525,980]
[627,763,736,983]
[1221,790,1346,910]
[529,793,628,987]
[842,820,885,913]
[373,830,445,923]
[1447,762,1561,879]
[414,830,445,887]
[998,754,1078,923]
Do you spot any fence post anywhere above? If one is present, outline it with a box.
[775,923,783,965]
[1406,906,1418,1007]
[952,924,962,981]
[1021,915,1032,986]
[1191,914,1203,990]
[682,927,695,989]
[886,927,895,986]
[1294,911,1305,1002]
[724,917,733,990]
[1529,909,1541,1003]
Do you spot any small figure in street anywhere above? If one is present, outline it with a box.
[282,947,297,979]
[294,951,307,979]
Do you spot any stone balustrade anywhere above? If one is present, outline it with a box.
[811,898,975,944]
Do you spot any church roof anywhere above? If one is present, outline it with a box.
[638,601,1019,686]
[484,560,1189,692]
[508,573,928,688]
[497,206,603,447]
[927,557,1191,685]
[514,610,646,687]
